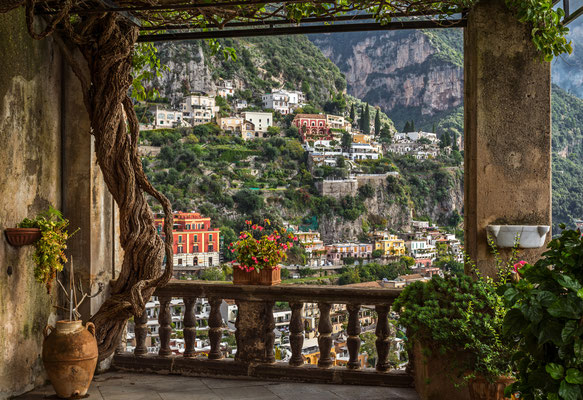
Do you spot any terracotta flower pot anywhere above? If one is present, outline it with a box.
[468,376,515,400]
[5,228,41,246]
[233,265,281,286]
[42,320,98,399]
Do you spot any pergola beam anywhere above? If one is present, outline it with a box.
[137,18,466,42]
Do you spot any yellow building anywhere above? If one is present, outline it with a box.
[375,234,406,256]
[352,133,372,144]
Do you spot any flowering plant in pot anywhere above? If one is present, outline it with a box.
[393,237,519,400]
[228,219,297,285]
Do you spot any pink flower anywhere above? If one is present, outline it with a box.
[293,237,298,241]
[514,260,527,273]
[254,260,258,264]
[264,258,269,262]
[250,267,255,271]
[231,249,235,253]
[259,226,264,231]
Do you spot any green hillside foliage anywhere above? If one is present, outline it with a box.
[551,85,583,232]
[205,36,346,108]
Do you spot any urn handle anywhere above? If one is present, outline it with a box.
[43,325,54,339]
[86,322,96,337]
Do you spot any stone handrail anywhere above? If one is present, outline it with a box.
[115,280,411,387]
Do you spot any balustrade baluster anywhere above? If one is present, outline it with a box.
[375,304,391,372]
[289,302,305,366]
[317,302,333,368]
[265,301,276,363]
[158,296,172,356]
[208,297,223,360]
[346,303,362,369]
[183,297,197,357]
[134,309,148,356]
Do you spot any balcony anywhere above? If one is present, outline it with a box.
[113,281,411,389]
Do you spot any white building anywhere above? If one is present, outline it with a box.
[394,131,438,143]
[242,111,273,134]
[152,106,184,128]
[181,93,220,125]
[217,80,235,98]
[262,91,290,115]
[348,143,381,161]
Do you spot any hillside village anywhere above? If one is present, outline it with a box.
[138,76,463,279]
[134,69,464,361]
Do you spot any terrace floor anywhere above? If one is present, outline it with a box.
[16,371,420,400]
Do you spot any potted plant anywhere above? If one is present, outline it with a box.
[10,206,77,292]
[229,219,297,285]
[500,226,583,400]
[43,258,103,399]
[393,239,519,400]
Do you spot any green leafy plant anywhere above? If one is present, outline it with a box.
[229,219,297,272]
[18,206,78,292]
[504,0,572,61]
[500,226,583,399]
[393,238,519,383]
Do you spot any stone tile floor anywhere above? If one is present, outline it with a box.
[16,371,420,400]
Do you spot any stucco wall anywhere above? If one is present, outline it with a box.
[0,8,62,399]
[464,0,552,276]
[0,7,120,398]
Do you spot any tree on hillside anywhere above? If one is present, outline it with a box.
[410,120,415,132]
[341,130,352,150]
[403,121,411,133]
[452,132,459,151]
[380,124,392,143]
[350,103,356,123]
[374,109,381,136]
[359,105,365,131]
[266,126,281,137]
[233,189,264,213]
[440,132,452,148]
[363,104,371,135]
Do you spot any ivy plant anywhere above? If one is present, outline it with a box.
[18,206,77,293]
[501,226,583,399]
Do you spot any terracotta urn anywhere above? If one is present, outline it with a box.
[233,265,281,286]
[42,320,98,399]
[4,228,41,246]
[468,376,515,400]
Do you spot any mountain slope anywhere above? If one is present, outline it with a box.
[310,30,464,131]
[152,36,346,108]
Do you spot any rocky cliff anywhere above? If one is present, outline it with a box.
[311,30,464,131]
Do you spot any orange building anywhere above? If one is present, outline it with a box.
[154,212,221,268]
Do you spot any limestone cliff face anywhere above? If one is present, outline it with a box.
[151,42,215,105]
[311,30,464,128]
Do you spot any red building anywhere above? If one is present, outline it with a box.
[292,114,332,142]
[154,212,221,268]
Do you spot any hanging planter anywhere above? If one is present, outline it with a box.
[487,225,550,248]
[4,228,42,246]
[229,219,296,286]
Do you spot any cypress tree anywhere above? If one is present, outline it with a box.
[374,109,381,136]
[359,105,365,131]
[410,120,415,132]
[350,103,355,123]
[363,104,371,135]
[403,121,411,132]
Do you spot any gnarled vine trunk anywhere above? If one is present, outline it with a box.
[8,1,176,361]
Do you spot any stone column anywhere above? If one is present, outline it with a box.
[61,56,122,320]
[235,300,276,363]
[464,0,551,277]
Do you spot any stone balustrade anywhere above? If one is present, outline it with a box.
[113,281,411,387]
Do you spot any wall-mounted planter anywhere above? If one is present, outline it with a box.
[5,228,41,247]
[487,225,550,248]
